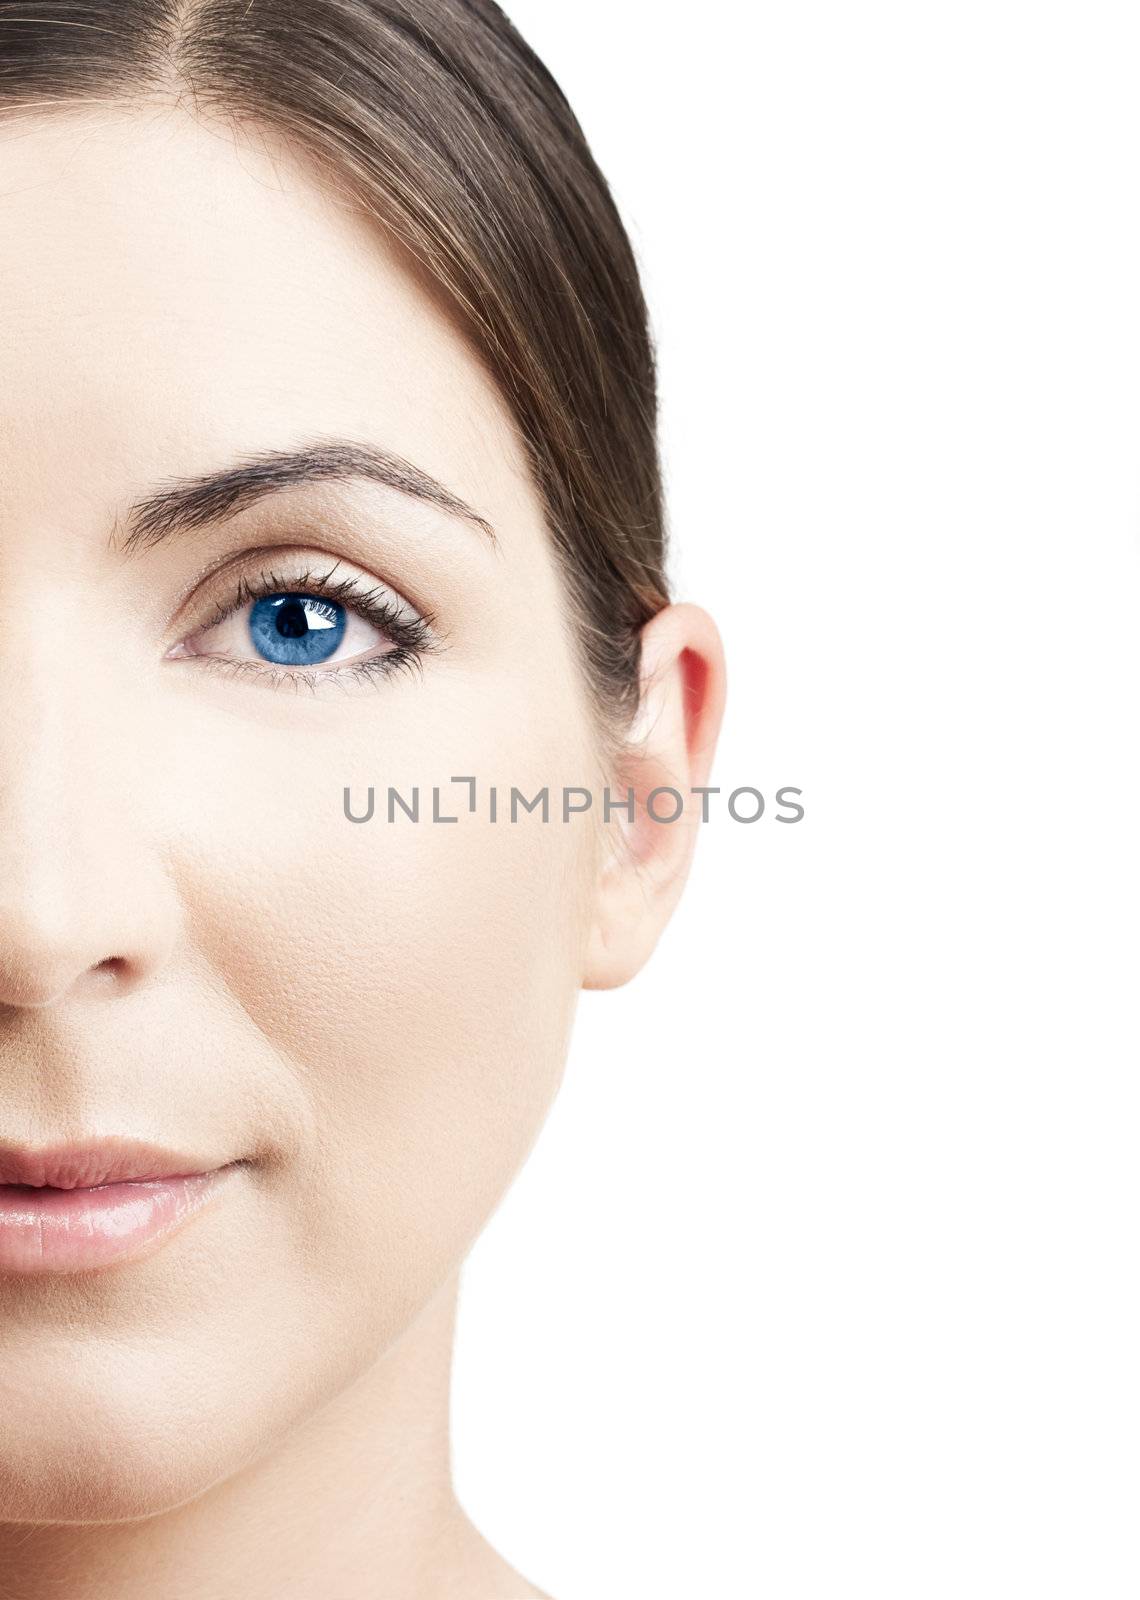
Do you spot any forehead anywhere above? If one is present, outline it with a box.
[0,105,535,543]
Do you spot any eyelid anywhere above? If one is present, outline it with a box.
[162,540,432,639]
[196,556,427,633]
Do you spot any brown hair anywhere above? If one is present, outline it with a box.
[0,0,670,734]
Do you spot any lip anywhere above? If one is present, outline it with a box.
[0,1137,243,1276]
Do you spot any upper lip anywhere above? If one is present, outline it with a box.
[0,1137,226,1190]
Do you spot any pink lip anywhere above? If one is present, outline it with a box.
[0,1138,243,1276]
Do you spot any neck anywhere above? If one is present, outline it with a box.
[0,1269,544,1600]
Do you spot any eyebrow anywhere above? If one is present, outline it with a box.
[112,438,498,555]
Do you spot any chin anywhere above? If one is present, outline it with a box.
[0,1342,269,1524]
[0,1432,236,1526]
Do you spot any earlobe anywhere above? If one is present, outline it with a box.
[583,602,727,990]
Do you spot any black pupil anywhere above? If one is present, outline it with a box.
[275,599,310,639]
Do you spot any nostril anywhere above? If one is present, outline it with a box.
[90,956,131,988]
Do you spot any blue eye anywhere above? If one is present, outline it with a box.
[248,595,347,666]
[168,560,436,688]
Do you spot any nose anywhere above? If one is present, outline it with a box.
[0,626,181,1010]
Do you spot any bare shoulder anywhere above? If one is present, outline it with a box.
[483,1563,556,1598]
[444,1507,559,1599]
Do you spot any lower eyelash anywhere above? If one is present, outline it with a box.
[191,646,430,697]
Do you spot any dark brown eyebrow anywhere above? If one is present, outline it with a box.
[111,438,498,555]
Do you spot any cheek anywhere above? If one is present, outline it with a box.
[160,663,599,1345]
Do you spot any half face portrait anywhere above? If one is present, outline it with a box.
[0,4,725,1596]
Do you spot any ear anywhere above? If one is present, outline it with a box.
[583,602,727,989]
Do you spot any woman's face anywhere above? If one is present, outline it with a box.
[0,106,603,1519]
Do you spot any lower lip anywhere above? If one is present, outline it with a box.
[0,1167,241,1276]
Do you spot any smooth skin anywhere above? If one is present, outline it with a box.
[0,102,725,1600]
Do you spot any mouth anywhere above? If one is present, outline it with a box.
[0,1138,245,1276]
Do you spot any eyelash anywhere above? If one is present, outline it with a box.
[185,559,437,695]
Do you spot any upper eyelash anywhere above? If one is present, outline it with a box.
[189,559,438,692]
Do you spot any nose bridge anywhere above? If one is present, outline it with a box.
[0,586,179,1007]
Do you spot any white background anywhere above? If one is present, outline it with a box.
[451,5,1140,1596]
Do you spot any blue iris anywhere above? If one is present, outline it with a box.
[248,595,347,666]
